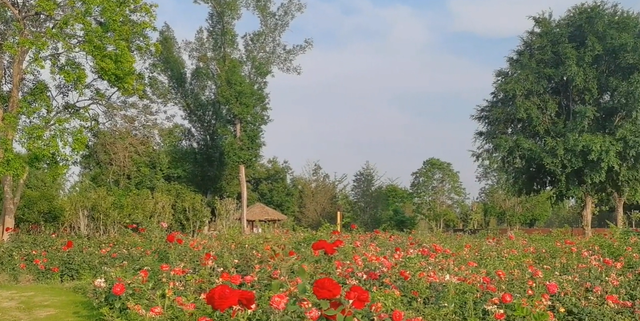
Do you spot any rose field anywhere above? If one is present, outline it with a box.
[2,226,640,320]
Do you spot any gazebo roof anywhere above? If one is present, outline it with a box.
[240,203,288,222]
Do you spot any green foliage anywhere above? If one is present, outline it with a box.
[292,161,346,229]
[150,0,312,199]
[248,157,299,216]
[15,167,66,229]
[472,1,640,206]
[479,183,553,228]
[80,127,169,191]
[350,161,385,230]
[1,0,156,172]
[0,0,157,236]
[62,182,210,236]
[410,158,467,229]
[378,184,417,232]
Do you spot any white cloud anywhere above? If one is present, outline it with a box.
[446,0,584,38]
[446,0,640,38]
[155,0,494,196]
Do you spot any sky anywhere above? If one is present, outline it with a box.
[152,0,640,197]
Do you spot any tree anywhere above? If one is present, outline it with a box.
[472,1,640,237]
[350,161,385,230]
[378,183,417,232]
[410,158,467,230]
[292,161,346,229]
[478,183,552,228]
[248,157,298,216]
[0,0,156,240]
[14,164,66,229]
[152,0,312,234]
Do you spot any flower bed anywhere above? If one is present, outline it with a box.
[1,226,640,320]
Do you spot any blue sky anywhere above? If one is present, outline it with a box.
[152,0,640,197]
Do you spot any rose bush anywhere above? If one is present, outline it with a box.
[1,225,640,320]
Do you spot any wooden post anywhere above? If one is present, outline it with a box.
[337,211,342,232]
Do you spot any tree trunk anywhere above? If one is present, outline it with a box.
[582,194,594,238]
[0,36,29,242]
[235,119,249,234]
[1,176,16,241]
[613,192,625,228]
[1,170,28,241]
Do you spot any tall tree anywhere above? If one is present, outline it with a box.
[350,161,385,230]
[410,158,467,230]
[472,1,640,236]
[378,183,417,232]
[292,161,346,229]
[0,0,156,240]
[152,0,312,233]
[248,157,298,216]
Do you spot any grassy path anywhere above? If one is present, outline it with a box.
[0,284,100,321]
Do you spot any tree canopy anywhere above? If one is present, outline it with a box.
[472,1,640,235]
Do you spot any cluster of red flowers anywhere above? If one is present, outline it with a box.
[205,284,256,315]
[310,277,369,320]
[61,240,73,251]
[166,231,184,244]
[311,239,344,256]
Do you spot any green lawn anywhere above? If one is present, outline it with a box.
[0,284,100,321]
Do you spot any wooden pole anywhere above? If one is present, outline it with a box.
[337,211,341,232]
[236,119,248,234]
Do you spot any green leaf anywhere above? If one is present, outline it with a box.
[295,266,308,280]
[271,280,282,293]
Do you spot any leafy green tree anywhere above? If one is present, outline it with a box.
[248,157,298,216]
[472,1,640,237]
[0,0,156,240]
[292,161,346,229]
[379,184,417,232]
[410,158,467,230]
[478,183,552,228]
[15,165,66,229]
[350,161,385,230]
[80,126,167,191]
[152,0,312,233]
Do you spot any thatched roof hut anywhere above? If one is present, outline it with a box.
[238,203,287,222]
[236,203,287,233]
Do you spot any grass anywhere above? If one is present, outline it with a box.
[0,283,100,321]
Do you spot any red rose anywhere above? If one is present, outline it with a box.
[149,306,163,317]
[324,244,337,255]
[111,282,126,296]
[166,232,178,243]
[391,310,404,321]
[313,277,342,300]
[62,240,74,251]
[311,240,338,255]
[546,282,558,295]
[501,292,513,304]
[205,284,239,312]
[345,285,370,310]
[311,240,330,251]
[237,290,257,310]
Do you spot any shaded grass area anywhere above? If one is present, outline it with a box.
[0,284,100,321]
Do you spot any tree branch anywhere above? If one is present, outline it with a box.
[12,167,29,208]
[1,0,20,21]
